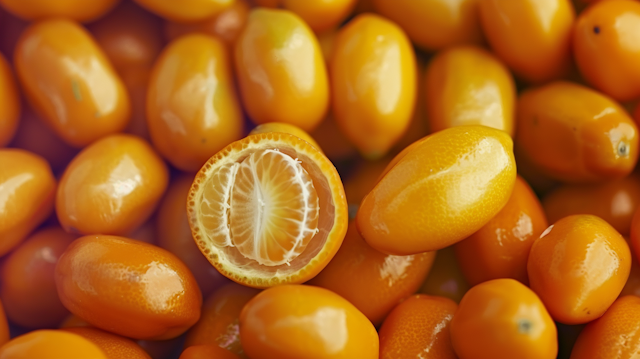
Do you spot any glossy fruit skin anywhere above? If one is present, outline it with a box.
[0,0,120,22]
[14,19,131,148]
[479,0,575,83]
[0,52,20,147]
[357,125,517,255]
[516,81,639,183]
[543,173,640,236]
[574,0,640,102]
[0,149,56,256]
[56,134,168,236]
[0,330,108,359]
[156,176,228,299]
[455,176,548,286]
[55,235,202,340]
[164,0,250,47]
[570,295,640,358]
[379,294,457,359]
[63,327,151,359]
[419,246,470,303]
[451,279,558,359]
[528,215,631,324]
[133,0,233,23]
[148,34,243,172]
[372,0,483,51]
[309,221,436,326]
[240,285,379,359]
[235,8,328,132]
[425,45,515,137]
[1,227,75,328]
[9,107,78,172]
[180,345,240,359]
[185,283,259,356]
[331,14,416,159]
[282,0,357,33]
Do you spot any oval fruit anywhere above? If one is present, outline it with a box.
[331,14,416,158]
[451,279,558,359]
[574,0,640,102]
[516,81,638,183]
[240,285,379,359]
[357,125,517,255]
[235,8,329,132]
[528,215,631,324]
[56,134,168,236]
[479,0,575,83]
[147,34,243,171]
[0,330,108,359]
[14,19,130,148]
[425,45,515,136]
[0,52,20,147]
[0,149,56,256]
[55,235,202,340]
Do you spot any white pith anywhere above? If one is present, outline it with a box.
[201,148,320,267]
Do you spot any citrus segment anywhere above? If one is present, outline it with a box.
[188,132,348,288]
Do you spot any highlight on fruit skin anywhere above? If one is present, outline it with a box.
[187,132,348,289]
[357,125,517,255]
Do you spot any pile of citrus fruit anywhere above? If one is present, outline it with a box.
[1,0,640,358]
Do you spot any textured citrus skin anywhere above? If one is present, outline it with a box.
[14,19,130,148]
[133,0,233,22]
[249,122,321,150]
[455,176,548,286]
[570,295,640,358]
[331,14,416,159]
[239,285,379,359]
[55,235,202,340]
[56,134,169,236]
[147,34,243,172]
[543,173,640,236]
[0,149,56,256]
[188,132,348,288]
[451,279,558,359]
[63,327,151,359]
[357,125,517,255]
[516,81,639,183]
[164,0,250,47]
[379,294,458,359]
[309,221,435,326]
[425,45,516,137]
[479,0,574,83]
[1,227,75,328]
[185,283,260,357]
[528,215,631,324]
[419,247,471,303]
[574,0,640,102]
[180,345,241,359]
[282,0,356,33]
[234,8,328,132]
[628,208,640,265]
[0,0,119,21]
[0,52,20,147]
[372,0,482,51]
[0,330,108,359]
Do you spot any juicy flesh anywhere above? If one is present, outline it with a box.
[200,149,320,266]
